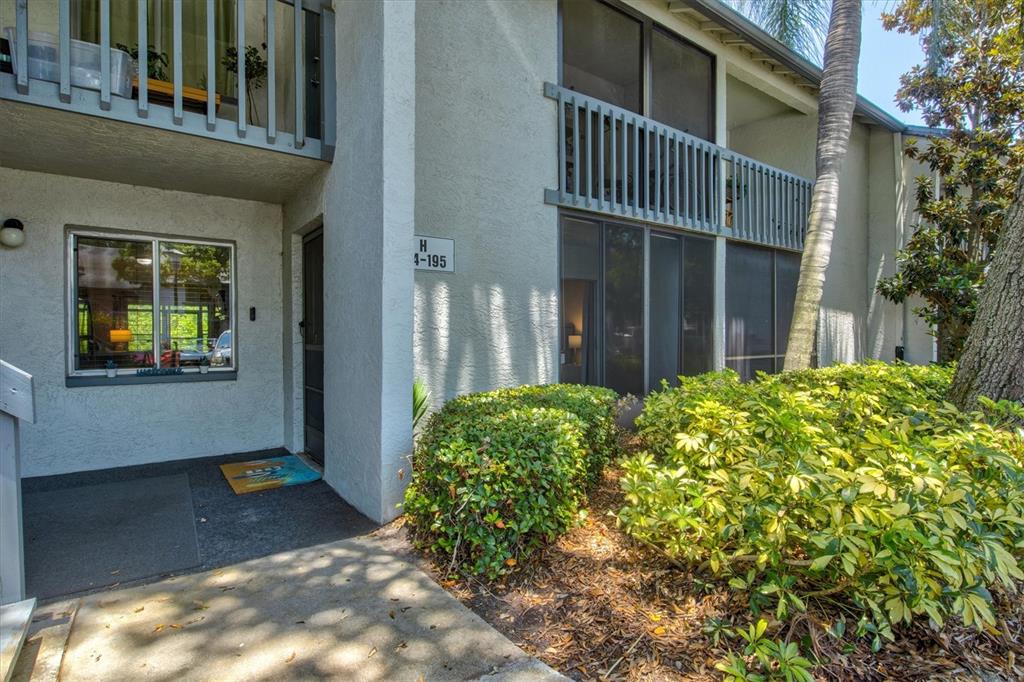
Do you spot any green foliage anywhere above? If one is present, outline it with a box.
[221,45,269,89]
[729,0,830,64]
[716,620,815,682]
[876,0,1024,361]
[116,43,169,81]
[620,363,1024,649]
[413,378,430,430]
[403,384,618,577]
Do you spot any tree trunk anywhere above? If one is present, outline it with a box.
[949,171,1024,410]
[782,0,862,371]
[936,318,969,364]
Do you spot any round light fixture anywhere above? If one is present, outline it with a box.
[1,218,25,248]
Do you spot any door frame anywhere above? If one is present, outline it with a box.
[301,227,325,465]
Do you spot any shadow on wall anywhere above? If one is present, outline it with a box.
[59,536,525,681]
[414,278,558,410]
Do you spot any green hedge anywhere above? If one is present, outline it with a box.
[621,362,1024,648]
[404,383,618,577]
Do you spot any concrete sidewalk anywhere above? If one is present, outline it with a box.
[55,534,564,681]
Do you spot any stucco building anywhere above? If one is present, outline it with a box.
[1,0,936,525]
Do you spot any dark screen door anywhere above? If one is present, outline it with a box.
[302,231,325,465]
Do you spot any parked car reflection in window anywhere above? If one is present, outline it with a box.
[210,329,232,367]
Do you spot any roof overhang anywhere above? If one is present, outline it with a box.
[668,0,945,136]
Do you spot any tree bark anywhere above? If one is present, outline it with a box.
[783,0,862,371]
[949,171,1024,410]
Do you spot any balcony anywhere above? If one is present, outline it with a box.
[543,83,812,251]
[0,0,335,202]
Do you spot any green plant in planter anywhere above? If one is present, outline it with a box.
[221,44,269,126]
[115,43,169,82]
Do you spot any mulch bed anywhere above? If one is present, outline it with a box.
[400,438,1024,681]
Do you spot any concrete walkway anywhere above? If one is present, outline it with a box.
[54,534,564,681]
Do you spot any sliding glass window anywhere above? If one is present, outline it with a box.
[725,242,800,380]
[651,28,714,140]
[69,231,234,376]
[561,0,643,112]
[560,0,716,143]
[648,232,714,389]
[560,215,714,395]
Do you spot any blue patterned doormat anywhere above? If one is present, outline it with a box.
[219,455,322,495]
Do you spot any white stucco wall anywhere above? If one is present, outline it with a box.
[0,168,285,477]
[277,0,416,524]
[412,0,560,406]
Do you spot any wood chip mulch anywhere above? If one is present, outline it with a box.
[399,436,1024,681]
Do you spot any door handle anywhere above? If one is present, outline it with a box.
[298,320,305,339]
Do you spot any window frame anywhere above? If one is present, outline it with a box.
[65,226,237,379]
[557,0,718,143]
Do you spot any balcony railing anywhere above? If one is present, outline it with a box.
[543,83,812,251]
[2,0,334,160]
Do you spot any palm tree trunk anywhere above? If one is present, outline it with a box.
[948,171,1024,409]
[782,0,862,371]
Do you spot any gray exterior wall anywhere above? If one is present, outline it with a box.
[412,0,561,407]
[0,167,285,477]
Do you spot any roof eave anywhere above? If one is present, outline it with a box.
[678,0,913,133]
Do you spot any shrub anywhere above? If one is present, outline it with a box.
[620,362,1024,649]
[404,384,618,577]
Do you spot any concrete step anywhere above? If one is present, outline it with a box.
[1,598,35,682]
[9,600,78,682]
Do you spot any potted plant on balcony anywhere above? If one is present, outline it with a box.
[198,356,210,375]
[118,42,220,113]
[221,44,269,126]
[105,360,118,378]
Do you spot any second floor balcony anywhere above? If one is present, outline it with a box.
[544,82,813,252]
[1,0,335,201]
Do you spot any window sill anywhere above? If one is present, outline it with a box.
[65,371,237,387]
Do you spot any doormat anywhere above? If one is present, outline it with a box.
[219,455,322,495]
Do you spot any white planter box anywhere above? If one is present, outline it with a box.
[4,28,133,99]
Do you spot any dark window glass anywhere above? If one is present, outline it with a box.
[775,251,800,360]
[682,235,714,375]
[726,243,805,379]
[75,237,155,370]
[651,28,714,140]
[560,218,601,386]
[726,242,774,364]
[604,224,644,395]
[562,0,642,112]
[727,356,774,381]
[648,233,681,389]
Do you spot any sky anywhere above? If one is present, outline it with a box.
[857,0,927,126]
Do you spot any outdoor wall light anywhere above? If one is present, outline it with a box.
[0,218,25,248]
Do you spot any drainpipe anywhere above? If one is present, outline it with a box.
[894,132,909,360]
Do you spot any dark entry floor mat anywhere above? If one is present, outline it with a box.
[21,450,379,602]
[23,473,200,600]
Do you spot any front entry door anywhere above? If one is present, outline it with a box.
[302,231,325,466]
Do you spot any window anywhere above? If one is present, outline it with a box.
[562,0,642,112]
[725,242,800,380]
[651,28,714,140]
[69,231,234,375]
[561,0,716,142]
[559,215,714,394]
